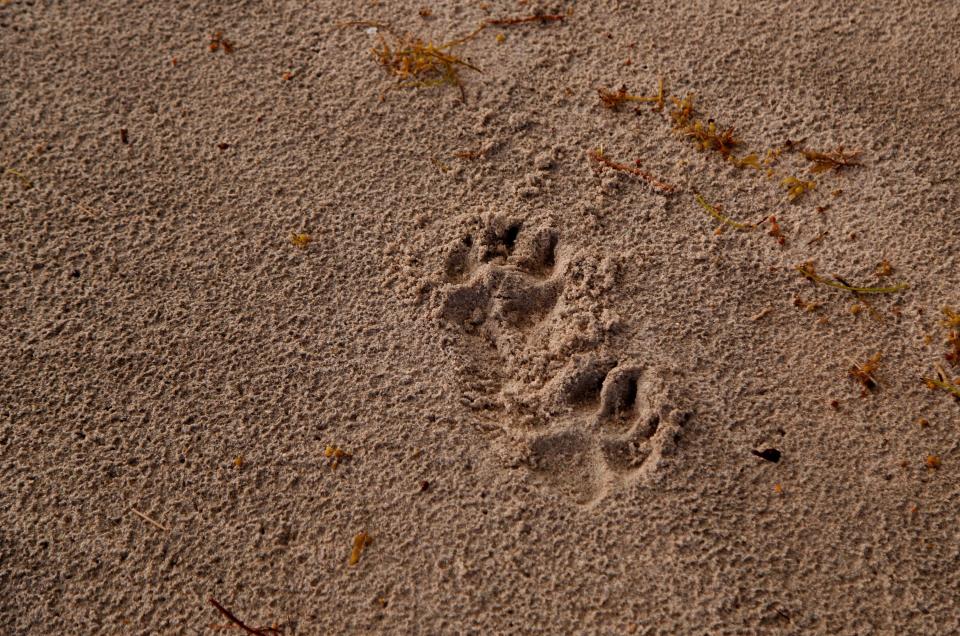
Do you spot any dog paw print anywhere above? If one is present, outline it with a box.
[436,215,561,330]
[522,356,688,505]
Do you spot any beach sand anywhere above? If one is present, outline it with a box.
[2,0,959,633]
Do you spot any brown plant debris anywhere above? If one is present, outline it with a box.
[849,353,881,393]
[782,176,816,202]
[453,146,487,160]
[587,147,676,193]
[346,13,564,100]
[873,259,893,278]
[484,12,565,26]
[796,261,908,294]
[925,455,942,469]
[924,365,960,400]
[290,232,312,248]
[803,146,861,174]
[694,193,757,232]
[208,597,282,636]
[598,77,664,111]
[669,93,695,129]
[941,307,960,329]
[682,119,738,157]
[349,531,372,565]
[209,31,234,53]
[768,216,785,245]
[324,445,352,469]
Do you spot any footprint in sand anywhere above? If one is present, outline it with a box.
[433,214,689,505]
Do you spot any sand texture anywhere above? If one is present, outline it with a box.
[3,0,960,633]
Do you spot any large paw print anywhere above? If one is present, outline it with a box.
[436,215,561,330]
[520,356,688,505]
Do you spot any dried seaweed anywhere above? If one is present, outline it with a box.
[796,262,907,294]
[849,353,881,392]
[598,77,664,111]
[587,147,676,193]
[349,531,372,565]
[694,194,756,231]
[803,146,861,173]
[290,232,312,248]
[782,176,816,202]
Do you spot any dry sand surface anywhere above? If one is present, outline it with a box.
[2,0,960,633]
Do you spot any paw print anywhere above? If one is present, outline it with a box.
[521,356,688,505]
[436,215,561,329]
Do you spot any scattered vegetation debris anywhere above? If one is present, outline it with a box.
[831,188,843,197]
[290,232,313,249]
[731,153,760,170]
[344,21,480,99]
[945,330,960,367]
[130,507,168,532]
[453,146,487,160]
[597,77,664,111]
[668,93,695,129]
[484,12,566,26]
[793,296,822,313]
[345,12,564,100]
[281,70,295,81]
[120,128,129,144]
[750,307,772,321]
[925,455,942,470]
[208,597,281,636]
[795,261,908,294]
[773,483,784,494]
[430,156,450,172]
[850,303,863,315]
[587,147,676,193]
[941,307,960,329]
[233,455,244,469]
[803,146,861,173]
[782,176,816,202]
[924,365,960,400]
[324,445,352,469]
[418,7,433,18]
[496,33,506,44]
[767,216,785,245]
[751,448,782,463]
[694,193,756,232]
[849,353,881,393]
[916,417,929,428]
[874,259,893,277]
[940,307,960,367]
[682,119,738,157]
[349,531,372,565]
[4,167,33,190]
[209,31,234,54]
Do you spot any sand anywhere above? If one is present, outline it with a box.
[2,0,959,633]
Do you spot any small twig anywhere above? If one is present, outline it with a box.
[130,507,168,532]
[208,597,282,636]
